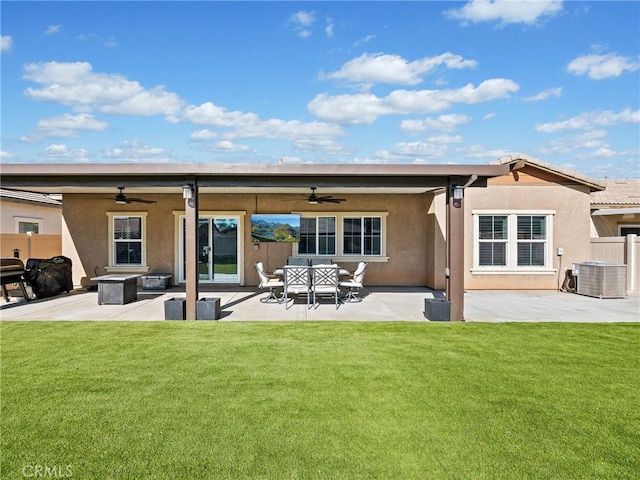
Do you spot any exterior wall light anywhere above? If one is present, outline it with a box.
[182,184,195,208]
[453,186,464,200]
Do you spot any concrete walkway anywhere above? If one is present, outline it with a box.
[1,286,638,322]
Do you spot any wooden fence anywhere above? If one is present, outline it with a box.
[0,233,62,260]
[590,234,639,292]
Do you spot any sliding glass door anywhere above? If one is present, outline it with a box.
[180,215,240,283]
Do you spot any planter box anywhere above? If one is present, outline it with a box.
[424,298,450,321]
[197,297,221,320]
[164,297,185,320]
[142,274,172,290]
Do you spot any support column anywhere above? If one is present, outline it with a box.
[446,178,465,321]
[184,179,199,320]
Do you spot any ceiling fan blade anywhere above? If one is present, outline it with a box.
[128,197,157,204]
[319,197,345,203]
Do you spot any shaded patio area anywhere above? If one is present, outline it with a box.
[1,285,638,322]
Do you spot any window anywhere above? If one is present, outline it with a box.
[343,217,382,256]
[478,216,507,266]
[299,216,336,255]
[295,212,387,261]
[474,211,554,271]
[619,225,640,236]
[114,216,142,265]
[106,212,148,272]
[517,216,546,267]
[19,221,40,234]
[14,217,42,234]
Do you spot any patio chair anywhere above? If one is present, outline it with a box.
[283,265,312,309]
[311,258,333,265]
[287,257,309,266]
[312,265,340,309]
[340,261,367,302]
[255,262,284,303]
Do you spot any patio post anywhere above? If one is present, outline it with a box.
[446,178,465,321]
[184,178,199,320]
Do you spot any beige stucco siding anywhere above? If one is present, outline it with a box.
[464,169,593,290]
[0,201,62,234]
[62,192,440,288]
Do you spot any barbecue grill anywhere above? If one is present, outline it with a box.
[0,258,31,302]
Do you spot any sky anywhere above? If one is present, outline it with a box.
[1,1,639,179]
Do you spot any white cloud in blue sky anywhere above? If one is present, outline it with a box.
[1,1,638,178]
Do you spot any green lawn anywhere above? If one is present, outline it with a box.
[1,322,638,479]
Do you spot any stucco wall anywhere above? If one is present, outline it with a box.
[0,200,62,234]
[463,168,593,290]
[63,192,438,288]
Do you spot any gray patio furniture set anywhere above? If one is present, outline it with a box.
[256,261,367,308]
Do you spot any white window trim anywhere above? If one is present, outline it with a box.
[14,216,43,234]
[471,210,555,274]
[105,212,149,273]
[292,211,389,262]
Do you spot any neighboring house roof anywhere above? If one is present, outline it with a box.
[490,153,606,192]
[590,179,640,208]
[0,188,62,207]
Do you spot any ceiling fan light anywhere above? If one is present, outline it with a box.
[115,199,127,205]
[309,199,318,205]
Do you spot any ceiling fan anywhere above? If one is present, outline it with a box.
[305,187,346,205]
[112,187,157,204]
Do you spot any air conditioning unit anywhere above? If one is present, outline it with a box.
[574,262,627,299]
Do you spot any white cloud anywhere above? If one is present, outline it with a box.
[0,150,15,159]
[104,140,171,162]
[37,113,108,133]
[535,108,640,132]
[539,130,609,155]
[23,61,184,116]
[390,141,449,157]
[325,17,334,38]
[43,143,90,161]
[1,35,12,53]
[214,140,250,152]
[401,113,471,133]
[309,78,519,124]
[445,0,563,26]
[426,134,464,144]
[566,52,640,79]
[323,52,477,86]
[354,35,376,48]
[190,129,218,141]
[524,87,562,102]
[181,101,344,143]
[289,10,316,38]
[44,25,62,35]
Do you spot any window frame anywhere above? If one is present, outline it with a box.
[298,216,337,256]
[619,224,640,236]
[293,211,389,262]
[14,216,43,234]
[472,210,555,274]
[105,211,149,273]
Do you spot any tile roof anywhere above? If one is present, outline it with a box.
[490,153,606,191]
[0,189,62,206]
[590,179,640,207]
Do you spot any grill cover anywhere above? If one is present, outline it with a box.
[24,256,73,299]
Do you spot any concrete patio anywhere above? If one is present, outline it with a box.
[1,285,638,322]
